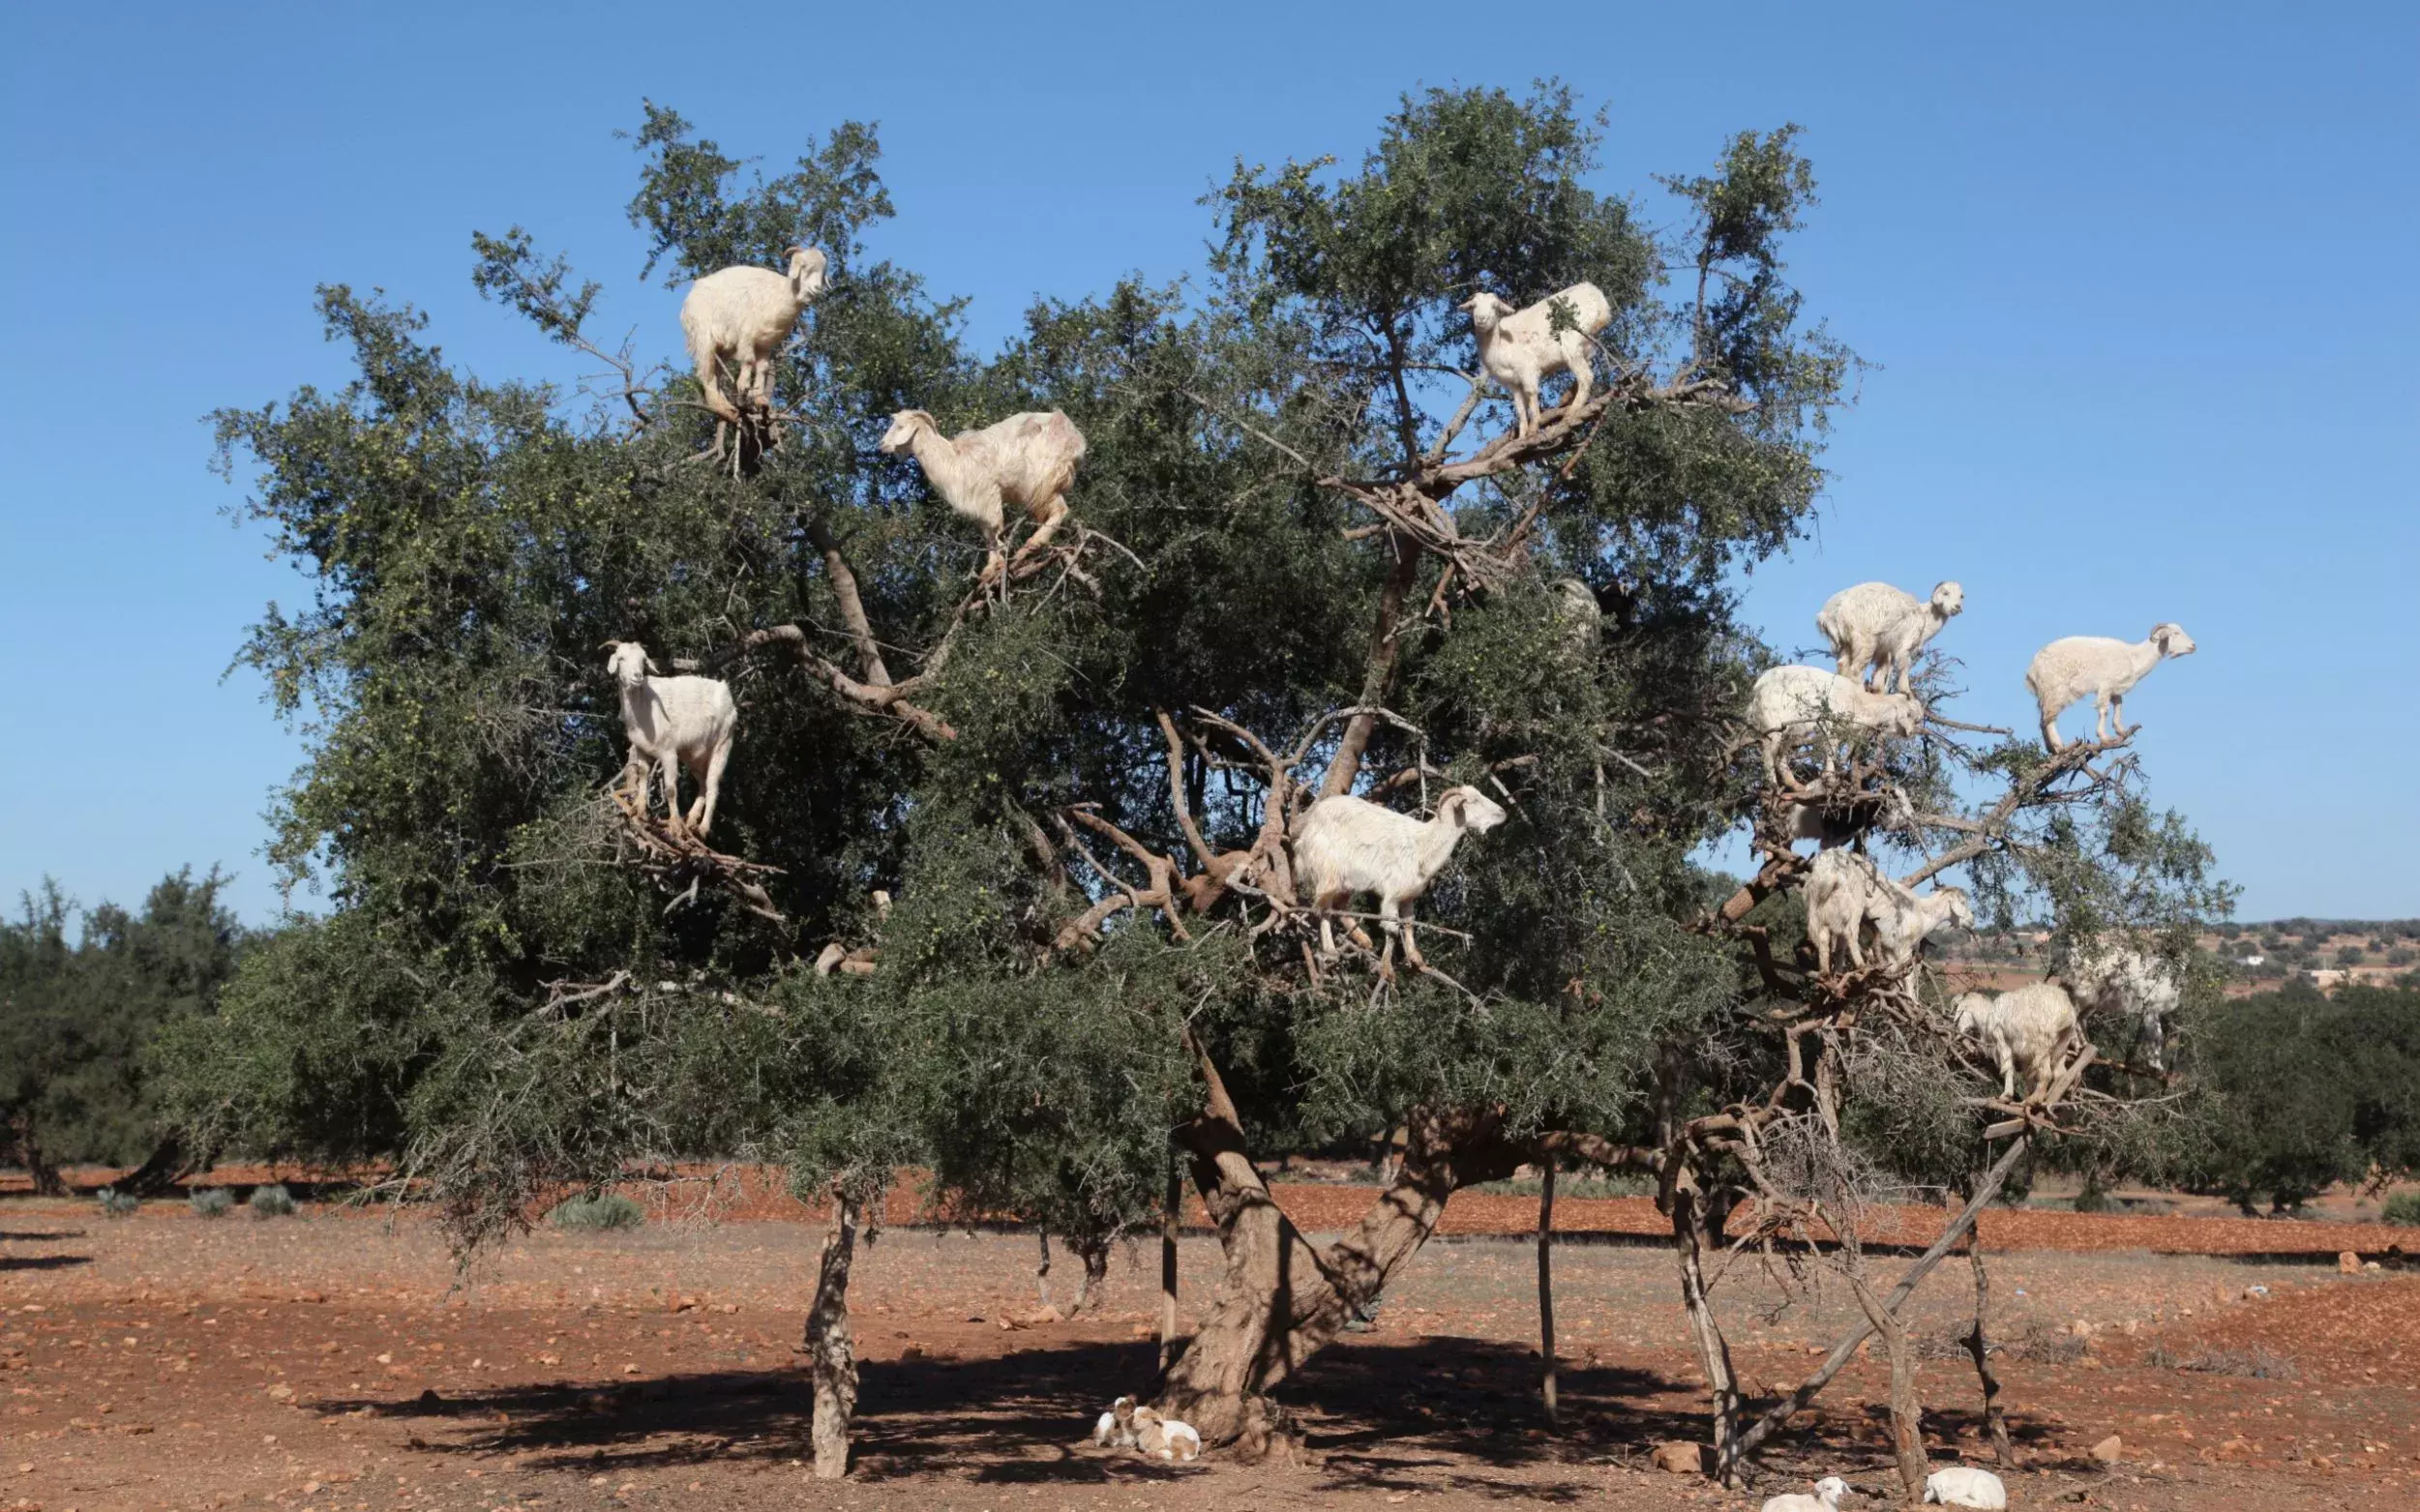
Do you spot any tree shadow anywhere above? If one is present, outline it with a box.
[310,1333,1721,1496]
[0,1253,91,1272]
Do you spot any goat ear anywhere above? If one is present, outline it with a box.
[645,655,661,675]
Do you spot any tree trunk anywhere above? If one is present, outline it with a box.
[803,1191,860,1480]
[1846,1252,1928,1503]
[1321,531,1423,797]
[5,1111,67,1198]
[1726,1137,2029,1471]
[1538,1158,1560,1428]
[1158,1040,1516,1449]
[1671,1174,1746,1480]
[118,1133,204,1198]
[1961,1226,2014,1467]
[1160,1151,1182,1374]
[1068,1234,1110,1316]
[1034,1230,1054,1310]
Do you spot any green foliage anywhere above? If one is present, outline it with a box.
[190,1187,234,1219]
[551,1192,643,1230]
[182,84,2208,1286]
[249,1182,299,1217]
[2381,1191,2420,1226]
[2186,984,2420,1211]
[96,1187,140,1218]
[0,870,245,1174]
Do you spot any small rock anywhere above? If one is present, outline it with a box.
[2243,1285,2269,1298]
[1129,1323,1153,1341]
[265,1384,293,1401]
[2364,1260,2381,1272]
[2091,1434,2123,1466]
[1652,1441,1703,1474]
[2338,1251,2362,1275]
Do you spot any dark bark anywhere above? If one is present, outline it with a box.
[1157,1035,1519,1448]
[1671,1173,1746,1480]
[1961,1226,2014,1467]
[1538,1158,1561,1428]
[1160,1152,1182,1374]
[1068,1233,1111,1316]
[1846,1249,1929,1502]
[1321,531,1422,798]
[117,1133,205,1198]
[804,1192,860,1479]
[5,1111,67,1198]
[1725,1137,2030,1471]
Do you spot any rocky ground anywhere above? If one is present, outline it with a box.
[4,1192,2416,1511]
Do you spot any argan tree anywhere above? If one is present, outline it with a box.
[171,85,2223,1479]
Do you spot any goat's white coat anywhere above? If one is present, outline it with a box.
[2061,943,2181,1072]
[879,408,1088,574]
[1746,666,1925,786]
[1816,580,1963,694]
[1805,851,1972,973]
[679,248,827,428]
[1762,1476,1852,1512]
[1091,1396,1139,1448]
[1291,786,1507,968]
[1549,577,1601,655]
[1955,982,2082,1099]
[1459,282,1612,438]
[606,641,737,838]
[2024,623,2196,751]
[1925,1467,2008,1509]
[1128,1406,1201,1462]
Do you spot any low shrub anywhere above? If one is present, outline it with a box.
[2382,1191,2420,1227]
[551,1193,644,1231]
[249,1183,298,1217]
[190,1188,235,1219]
[97,1187,140,1218]
[2146,1344,2297,1379]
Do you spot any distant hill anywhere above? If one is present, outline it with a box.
[1937,918,2420,994]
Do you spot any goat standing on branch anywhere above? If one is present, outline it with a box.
[2025,622,2195,751]
[679,247,827,464]
[1458,282,1612,439]
[1291,785,1507,974]
[879,408,1088,585]
[606,640,736,840]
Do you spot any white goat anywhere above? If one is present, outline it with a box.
[679,247,827,440]
[1816,580,1964,694]
[1549,577,1600,655]
[1762,1476,1851,1512]
[1925,1467,2008,1509]
[1128,1406,1202,1463]
[1746,666,1925,787]
[1954,982,2082,1100]
[1091,1396,1139,1448]
[2060,942,2180,1072]
[2024,623,2196,751]
[605,640,736,839]
[878,408,1088,579]
[1291,786,1508,970]
[1805,850,1972,974]
[1458,282,1613,438]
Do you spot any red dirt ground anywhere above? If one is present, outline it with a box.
[5,1188,2417,1512]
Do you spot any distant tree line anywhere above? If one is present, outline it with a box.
[0,870,246,1194]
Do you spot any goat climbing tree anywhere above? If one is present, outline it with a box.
[174,84,2225,1480]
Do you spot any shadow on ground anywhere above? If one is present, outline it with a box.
[308,1333,1805,1495]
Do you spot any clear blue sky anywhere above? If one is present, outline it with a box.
[3,3,2413,925]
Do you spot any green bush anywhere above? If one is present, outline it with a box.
[189,1187,234,1219]
[248,1183,298,1217]
[2382,1192,2420,1227]
[97,1187,140,1218]
[550,1193,643,1231]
